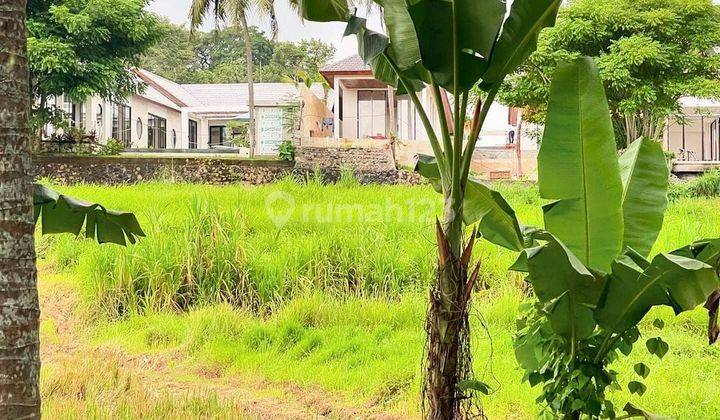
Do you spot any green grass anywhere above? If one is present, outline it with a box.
[39,180,720,418]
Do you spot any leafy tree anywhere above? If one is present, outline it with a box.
[261,39,336,82]
[302,1,561,418]
[138,19,200,84]
[499,0,720,148]
[27,0,163,131]
[481,58,720,419]
[195,26,274,69]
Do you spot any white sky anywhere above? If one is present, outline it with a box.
[145,0,384,61]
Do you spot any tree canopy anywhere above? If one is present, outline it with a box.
[499,0,720,147]
[27,0,162,107]
[140,21,336,85]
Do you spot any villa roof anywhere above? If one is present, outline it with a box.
[680,96,720,109]
[320,55,372,85]
[134,69,326,112]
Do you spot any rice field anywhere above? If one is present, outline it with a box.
[37,178,720,418]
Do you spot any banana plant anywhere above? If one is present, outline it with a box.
[480,57,720,419]
[296,0,561,419]
[34,184,144,246]
[300,1,561,417]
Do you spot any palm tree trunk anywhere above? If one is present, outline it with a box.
[239,14,256,158]
[0,0,41,417]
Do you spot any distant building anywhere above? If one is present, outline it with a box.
[46,69,328,155]
[665,97,720,162]
[319,54,535,151]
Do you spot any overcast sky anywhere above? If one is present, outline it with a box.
[145,0,384,61]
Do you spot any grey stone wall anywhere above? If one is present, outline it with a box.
[294,146,397,172]
[33,155,294,185]
[33,147,424,186]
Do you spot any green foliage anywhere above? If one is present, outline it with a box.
[98,139,125,156]
[27,0,162,125]
[278,140,296,161]
[38,182,720,418]
[482,58,720,418]
[34,184,145,246]
[669,170,720,201]
[225,120,249,147]
[499,0,720,146]
[140,23,335,84]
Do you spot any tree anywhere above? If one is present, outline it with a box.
[190,0,277,158]
[486,58,720,419]
[0,0,41,416]
[301,1,561,418]
[27,0,163,134]
[499,0,720,148]
[142,22,336,84]
[139,19,200,84]
[196,26,274,70]
[262,39,335,82]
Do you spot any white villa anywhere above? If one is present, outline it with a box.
[48,69,328,155]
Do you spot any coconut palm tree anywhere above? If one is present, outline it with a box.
[190,0,277,158]
[0,0,41,416]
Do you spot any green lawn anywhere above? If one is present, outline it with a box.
[38,179,720,418]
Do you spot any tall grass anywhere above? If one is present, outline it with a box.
[40,178,541,318]
[40,180,720,418]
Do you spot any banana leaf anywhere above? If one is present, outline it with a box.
[292,0,348,22]
[519,232,606,343]
[595,253,718,335]
[408,0,505,90]
[619,138,669,257]
[415,155,524,251]
[482,0,561,86]
[34,184,145,246]
[538,57,624,273]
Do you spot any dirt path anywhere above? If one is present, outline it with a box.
[38,264,405,419]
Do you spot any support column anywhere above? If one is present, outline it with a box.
[333,77,341,139]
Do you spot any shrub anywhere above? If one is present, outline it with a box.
[278,140,295,161]
[668,171,720,200]
[98,139,125,156]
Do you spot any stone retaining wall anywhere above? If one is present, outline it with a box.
[33,155,294,185]
[34,147,423,186]
[294,146,397,172]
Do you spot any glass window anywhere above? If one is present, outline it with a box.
[112,102,132,146]
[148,114,167,149]
[209,125,225,146]
[63,96,85,129]
[357,90,387,138]
[189,120,198,149]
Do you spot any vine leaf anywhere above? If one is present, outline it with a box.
[645,337,669,359]
[457,379,490,395]
[633,363,650,379]
[628,381,647,396]
[623,402,671,420]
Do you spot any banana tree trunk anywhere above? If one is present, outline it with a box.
[0,0,41,417]
[425,199,478,419]
[239,14,256,158]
